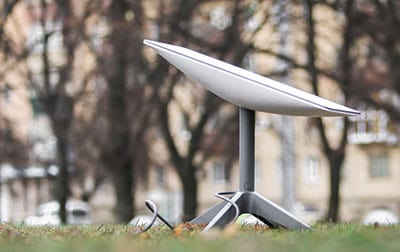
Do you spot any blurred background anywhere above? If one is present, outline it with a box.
[0,0,399,226]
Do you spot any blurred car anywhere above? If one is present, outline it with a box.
[24,200,90,226]
[362,209,399,225]
[293,203,322,224]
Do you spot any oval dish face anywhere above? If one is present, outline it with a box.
[144,39,359,117]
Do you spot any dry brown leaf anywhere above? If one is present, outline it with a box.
[222,223,240,237]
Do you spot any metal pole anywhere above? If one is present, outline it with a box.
[239,107,255,192]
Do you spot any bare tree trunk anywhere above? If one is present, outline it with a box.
[35,0,77,224]
[152,0,266,222]
[54,129,70,224]
[326,151,345,222]
[112,158,134,223]
[303,0,353,222]
[50,96,74,224]
[98,0,144,223]
[159,101,197,221]
[181,165,198,222]
[102,76,134,223]
[158,88,219,221]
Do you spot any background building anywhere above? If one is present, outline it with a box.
[0,0,399,225]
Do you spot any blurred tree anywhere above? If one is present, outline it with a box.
[257,0,359,222]
[1,0,262,223]
[302,0,357,222]
[0,116,29,167]
[89,0,154,222]
[5,0,397,225]
[272,0,296,213]
[349,0,400,120]
[149,0,272,221]
[302,0,400,221]
[0,0,27,168]
[10,0,98,223]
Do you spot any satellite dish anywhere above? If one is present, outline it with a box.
[144,39,359,117]
[144,39,360,231]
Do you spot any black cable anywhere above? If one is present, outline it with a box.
[134,192,239,234]
[131,200,159,234]
[144,200,174,230]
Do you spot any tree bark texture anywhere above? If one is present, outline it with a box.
[303,0,354,222]
[54,128,70,224]
[181,165,198,222]
[99,0,146,223]
[159,89,220,221]
[326,152,345,222]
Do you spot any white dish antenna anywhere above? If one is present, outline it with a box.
[143,39,360,231]
[144,39,359,117]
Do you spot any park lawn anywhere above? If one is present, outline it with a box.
[0,223,399,252]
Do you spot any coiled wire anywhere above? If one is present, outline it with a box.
[133,191,240,234]
[131,200,174,234]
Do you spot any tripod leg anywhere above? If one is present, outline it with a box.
[245,192,310,230]
[190,201,227,225]
[202,192,243,231]
[191,192,244,230]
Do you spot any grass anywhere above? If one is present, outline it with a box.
[0,223,399,252]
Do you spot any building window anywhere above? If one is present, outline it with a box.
[304,157,320,184]
[212,162,226,183]
[348,108,397,144]
[2,83,12,103]
[255,114,270,130]
[369,153,389,178]
[156,166,165,187]
[30,96,44,117]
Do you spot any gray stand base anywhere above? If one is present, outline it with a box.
[190,108,309,231]
[191,191,310,231]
